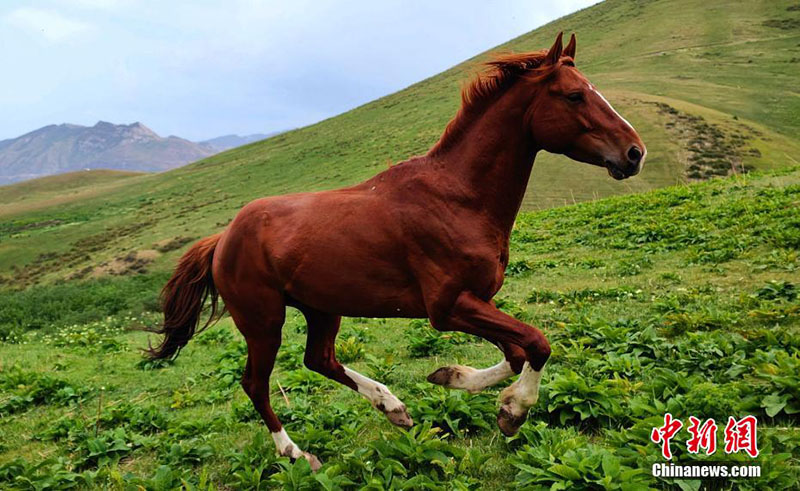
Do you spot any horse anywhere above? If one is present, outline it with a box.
[145,32,645,469]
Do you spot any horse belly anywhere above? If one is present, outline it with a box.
[284,257,426,317]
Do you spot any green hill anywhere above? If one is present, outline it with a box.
[2,0,799,286]
[1,167,798,488]
[0,170,143,207]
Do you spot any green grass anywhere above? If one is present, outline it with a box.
[1,0,799,487]
[2,0,800,285]
[0,170,143,207]
[1,168,798,489]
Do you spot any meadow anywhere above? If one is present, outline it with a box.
[3,0,800,286]
[1,167,798,489]
[2,0,800,488]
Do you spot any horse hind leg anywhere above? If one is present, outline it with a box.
[427,341,525,393]
[228,291,322,470]
[300,306,413,428]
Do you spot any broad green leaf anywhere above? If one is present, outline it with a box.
[548,464,581,480]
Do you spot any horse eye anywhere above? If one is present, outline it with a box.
[566,92,584,103]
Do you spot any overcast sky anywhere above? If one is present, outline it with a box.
[1,0,598,141]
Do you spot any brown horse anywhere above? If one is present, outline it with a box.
[146,33,645,469]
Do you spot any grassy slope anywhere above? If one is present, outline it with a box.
[1,168,798,488]
[0,170,143,204]
[2,0,800,284]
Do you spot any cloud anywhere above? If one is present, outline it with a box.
[61,0,132,11]
[5,8,90,42]
[0,0,600,140]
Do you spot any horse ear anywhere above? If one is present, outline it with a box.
[545,32,564,65]
[563,33,576,60]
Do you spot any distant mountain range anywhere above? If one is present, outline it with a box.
[200,133,278,152]
[0,122,282,185]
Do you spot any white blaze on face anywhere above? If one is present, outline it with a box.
[587,83,646,171]
[589,83,635,131]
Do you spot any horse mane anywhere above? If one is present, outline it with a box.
[428,50,558,156]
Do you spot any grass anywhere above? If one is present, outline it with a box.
[0,170,143,207]
[1,167,798,489]
[2,0,800,285]
[1,0,799,487]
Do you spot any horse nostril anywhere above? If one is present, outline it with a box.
[627,145,642,165]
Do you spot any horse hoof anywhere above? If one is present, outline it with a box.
[302,452,323,471]
[427,366,458,386]
[497,404,528,437]
[385,405,414,429]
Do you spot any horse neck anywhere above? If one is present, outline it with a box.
[429,82,539,234]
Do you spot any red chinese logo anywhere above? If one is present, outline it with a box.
[724,416,759,458]
[651,414,759,459]
[651,413,683,459]
[686,416,717,455]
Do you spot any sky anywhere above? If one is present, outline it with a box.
[0,0,598,142]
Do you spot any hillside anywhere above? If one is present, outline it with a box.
[0,170,143,205]
[1,168,798,488]
[1,0,800,285]
[200,133,279,152]
[0,122,214,185]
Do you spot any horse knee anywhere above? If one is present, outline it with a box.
[304,353,337,376]
[522,329,550,370]
[240,374,253,396]
[501,342,527,374]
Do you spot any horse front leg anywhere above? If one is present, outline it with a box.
[429,291,551,436]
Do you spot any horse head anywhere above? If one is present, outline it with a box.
[526,33,646,179]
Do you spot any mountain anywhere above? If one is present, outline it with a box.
[2,0,800,286]
[200,132,282,152]
[0,122,215,184]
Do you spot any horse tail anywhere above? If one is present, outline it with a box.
[145,233,223,360]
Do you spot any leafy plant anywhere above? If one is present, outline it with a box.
[409,385,494,437]
[0,366,90,415]
[72,427,144,469]
[511,423,650,490]
[163,438,215,467]
[197,326,235,345]
[336,336,365,363]
[544,370,624,426]
[406,319,449,358]
[369,424,465,479]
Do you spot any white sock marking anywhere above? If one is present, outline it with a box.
[516,362,543,406]
[446,361,515,392]
[344,366,404,412]
[500,361,545,416]
[272,428,303,459]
